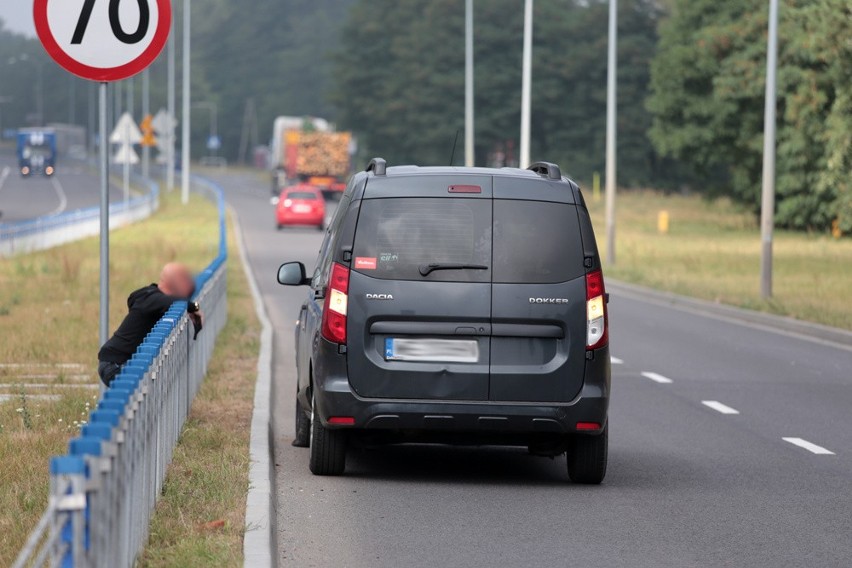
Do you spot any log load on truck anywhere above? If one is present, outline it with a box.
[270,116,354,196]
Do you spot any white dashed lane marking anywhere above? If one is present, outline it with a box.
[610,356,623,365]
[782,437,835,455]
[701,400,740,415]
[641,371,673,384]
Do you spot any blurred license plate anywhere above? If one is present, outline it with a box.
[293,205,312,213]
[385,338,479,363]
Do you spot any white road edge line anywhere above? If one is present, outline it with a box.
[0,166,10,193]
[782,437,835,455]
[701,400,740,415]
[47,176,68,217]
[610,356,623,365]
[641,371,673,384]
[229,202,275,568]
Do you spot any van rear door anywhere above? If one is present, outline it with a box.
[489,178,588,402]
[346,176,493,400]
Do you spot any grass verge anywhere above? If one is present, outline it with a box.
[0,190,221,566]
[137,214,260,567]
[586,190,852,330]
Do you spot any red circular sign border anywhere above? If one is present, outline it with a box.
[34,0,172,83]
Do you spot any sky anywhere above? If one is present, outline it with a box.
[0,2,36,37]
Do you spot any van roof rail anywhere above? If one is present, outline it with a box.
[366,157,387,176]
[528,162,562,180]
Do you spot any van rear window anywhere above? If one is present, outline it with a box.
[352,198,584,283]
[493,200,584,283]
[352,198,491,282]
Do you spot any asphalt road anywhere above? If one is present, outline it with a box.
[0,149,124,224]
[211,169,852,568]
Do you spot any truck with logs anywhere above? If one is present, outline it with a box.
[270,116,354,197]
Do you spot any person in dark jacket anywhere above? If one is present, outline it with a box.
[97,263,204,386]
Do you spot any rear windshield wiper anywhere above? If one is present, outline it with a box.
[419,263,489,277]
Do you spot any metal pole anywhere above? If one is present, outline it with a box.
[464,0,474,167]
[519,0,533,169]
[98,82,110,347]
[127,77,134,119]
[123,119,130,210]
[760,0,779,299]
[37,64,44,126]
[604,0,618,265]
[181,0,191,205]
[69,77,76,125]
[167,26,176,192]
[142,69,150,179]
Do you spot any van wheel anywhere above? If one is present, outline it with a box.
[566,426,607,484]
[308,392,347,476]
[292,394,310,448]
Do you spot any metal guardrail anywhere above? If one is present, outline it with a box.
[13,176,228,568]
[0,174,160,257]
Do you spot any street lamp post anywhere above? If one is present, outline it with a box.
[464,0,475,167]
[604,0,618,265]
[181,0,192,205]
[519,0,533,169]
[760,0,779,299]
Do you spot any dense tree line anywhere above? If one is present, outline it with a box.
[648,0,851,232]
[332,0,666,187]
[4,0,849,233]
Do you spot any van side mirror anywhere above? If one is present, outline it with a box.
[277,262,309,286]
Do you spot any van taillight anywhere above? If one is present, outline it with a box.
[321,262,350,344]
[585,269,607,350]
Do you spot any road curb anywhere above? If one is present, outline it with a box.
[231,203,277,568]
[608,279,852,349]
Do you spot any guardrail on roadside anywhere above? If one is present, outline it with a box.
[13,176,228,568]
[0,173,159,258]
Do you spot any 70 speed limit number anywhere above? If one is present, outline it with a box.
[34,0,172,82]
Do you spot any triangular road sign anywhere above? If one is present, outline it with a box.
[113,144,140,165]
[110,112,143,145]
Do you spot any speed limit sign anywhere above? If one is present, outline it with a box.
[34,0,172,82]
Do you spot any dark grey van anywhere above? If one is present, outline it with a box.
[277,159,611,483]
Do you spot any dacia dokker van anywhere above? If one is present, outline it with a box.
[277,158,610,483]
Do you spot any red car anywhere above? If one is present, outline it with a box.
[276,185,326,230]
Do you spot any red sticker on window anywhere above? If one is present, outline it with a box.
[355,257,377,270]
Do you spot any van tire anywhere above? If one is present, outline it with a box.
[292,394,310,448]
[309,394,347,476]
[566,426,607,484]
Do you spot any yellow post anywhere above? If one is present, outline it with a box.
[832,219,842,239]
[658,210,670,234]
[592,171,601,202]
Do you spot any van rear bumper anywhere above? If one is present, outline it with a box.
[312,340,610,436]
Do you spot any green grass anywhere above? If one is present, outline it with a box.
[586,190,852,330]
[138,218,260,567]
[0,190,222,566]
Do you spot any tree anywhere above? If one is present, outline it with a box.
[332,0,665,186]
[647,0,852,231]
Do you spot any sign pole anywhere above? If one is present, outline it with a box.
[98,82,109,347]
[123,119,131,209]
[142,68,150,179]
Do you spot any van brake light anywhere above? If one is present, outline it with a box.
[321,262,350,344]
[585,269,608,350]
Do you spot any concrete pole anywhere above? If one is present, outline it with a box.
[604,0,618,265]
[760,0,779,299]
[167,26,176,192]
[464,0,475,167]
[181,0,191,205]
[519,0,533,169]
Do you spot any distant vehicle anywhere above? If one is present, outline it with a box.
[276,184,326,230]
[277,159,611,483]
[17,129,57,177]
[269,116,353,197]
